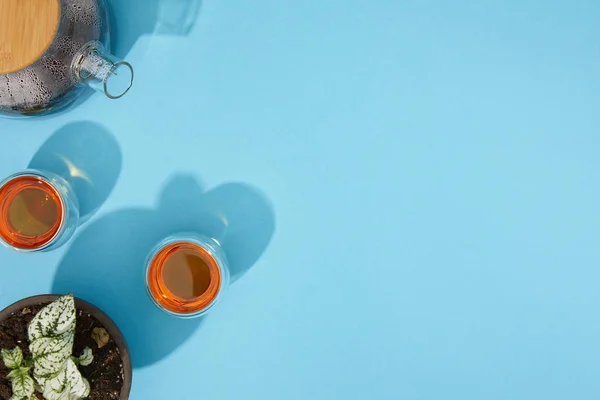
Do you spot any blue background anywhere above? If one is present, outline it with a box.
[1,0,600,399]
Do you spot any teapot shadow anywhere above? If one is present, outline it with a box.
[52,174,275,368]
[40,0,203,116]
[109,0,203,59]
[28,121,122,224]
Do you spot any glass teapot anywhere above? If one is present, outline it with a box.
[0,0,133,117]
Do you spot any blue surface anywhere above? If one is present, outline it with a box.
[1,0,600,399]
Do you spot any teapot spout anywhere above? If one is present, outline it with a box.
[71,41,134,99]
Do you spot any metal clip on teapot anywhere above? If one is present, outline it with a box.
[0,0,133,117]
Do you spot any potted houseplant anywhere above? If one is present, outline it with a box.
[0,295,132,400]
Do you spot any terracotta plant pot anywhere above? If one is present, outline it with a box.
[0,295,132,400]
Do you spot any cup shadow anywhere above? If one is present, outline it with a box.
[28,121,122,224]
[108,0,203,59]
[52,174,275,368]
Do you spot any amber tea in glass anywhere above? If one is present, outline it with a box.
[146,234,229,318]
[0,171,79,252]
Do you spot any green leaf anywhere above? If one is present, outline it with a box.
[65,359,89,399]
[40,364,67,400]
[6,365,34,399]
[8,394,36,400]
[42,359,89,400]
[28,295,76,342]
[30,331,74,376]
[2,347,23,369]
[7,366,29,380]
[75,348,93,367]
[24,294,91,399]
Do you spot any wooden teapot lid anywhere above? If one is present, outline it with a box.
[0,0,61,74]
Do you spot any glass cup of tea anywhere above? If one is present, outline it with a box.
[145,233,230,318]
[0,170,79,252]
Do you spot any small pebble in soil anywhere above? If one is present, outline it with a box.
[91,327,110,349]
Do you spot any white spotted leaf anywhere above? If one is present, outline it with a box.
[74,348,93,367]
[2,347,23,369]
[31,332,74,376]
[65,358,90,399]
[28,295,76,342]
[42,359,89,400]
[6,366,34,399]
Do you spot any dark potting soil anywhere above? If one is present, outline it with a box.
[0,303,124,400]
